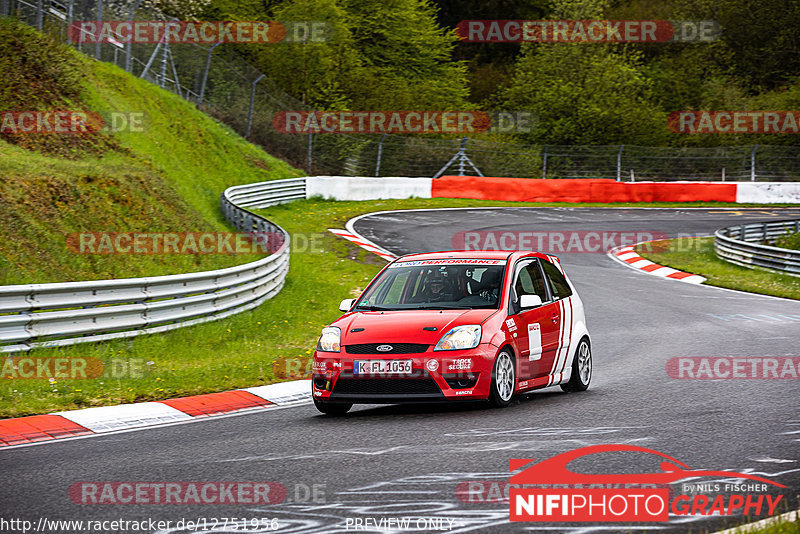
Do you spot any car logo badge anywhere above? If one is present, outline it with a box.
[376,345,393,352]
[426,359,439,372]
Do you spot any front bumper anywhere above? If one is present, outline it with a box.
[312,344,495,404]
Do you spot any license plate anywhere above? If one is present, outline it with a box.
[353,359,413,375]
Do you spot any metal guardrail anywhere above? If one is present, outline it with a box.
[714,219,800,276]
[0,178,307,353]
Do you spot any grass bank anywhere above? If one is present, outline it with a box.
[636,237,800,300]
[0,18,300,285]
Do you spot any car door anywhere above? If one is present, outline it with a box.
[508,259,561,381]
[540,258,575,381]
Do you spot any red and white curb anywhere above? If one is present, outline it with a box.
[0,380,311,448]
[328,228,397,262]
[609,244,706,284]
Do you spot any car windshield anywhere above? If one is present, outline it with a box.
[355,260,507,311]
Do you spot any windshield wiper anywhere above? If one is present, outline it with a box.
[355,305,395,311]
[411,304,472,310]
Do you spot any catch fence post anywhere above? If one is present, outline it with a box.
[124,0,142,72]
[246,74,265,138]
[375,133,386,177]
[306,130,313,174]
[95,0,102,59]
[542,145,547,179]
[198,42,221,104]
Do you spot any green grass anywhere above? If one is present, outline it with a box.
[0,18,301,285]
[3,197,800,418]
[774,231,800,251]
[636,237,800,300]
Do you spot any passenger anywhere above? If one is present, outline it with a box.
[478,269,502,303]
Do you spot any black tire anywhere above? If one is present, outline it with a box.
[561,337,591,392]
[488,350,516,408]
[313,397,352,415]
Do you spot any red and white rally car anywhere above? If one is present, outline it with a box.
[312,251,591,415]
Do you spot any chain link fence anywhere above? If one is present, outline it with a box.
[5,0,800,181]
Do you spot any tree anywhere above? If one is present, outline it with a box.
[339,0,470,109]
[499,0,667,144]
[202,0,469,110]
[247,0,364,108]
[676,0,800,92]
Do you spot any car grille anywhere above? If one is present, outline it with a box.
[344,343,429,354]
[333,378,441,395]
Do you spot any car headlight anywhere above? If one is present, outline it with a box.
[434,325,481,351]
[317,327,341,352]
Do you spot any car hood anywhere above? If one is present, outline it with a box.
[334,309,498,346]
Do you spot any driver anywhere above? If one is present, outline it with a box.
[426,272,448,301]
[414,270,456,303]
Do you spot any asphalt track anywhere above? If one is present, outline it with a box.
[2,207,800,534]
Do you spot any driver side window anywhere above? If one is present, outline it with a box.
[511,260,549,313]
[515,262,549,300]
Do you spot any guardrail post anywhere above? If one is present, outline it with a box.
[616,145,624,182]
[198,42,221,104]
[375,133,386,177]
[36,0,43,29]
[246,74,265,138]
[542,145,547,179]
[721,167,725,181]
[750,145,758,181]
[740,224,746,240]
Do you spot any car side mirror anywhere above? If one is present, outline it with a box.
[339,298,355,312]
[519,294,543,309]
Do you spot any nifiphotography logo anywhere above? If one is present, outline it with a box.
[509,444,785,522]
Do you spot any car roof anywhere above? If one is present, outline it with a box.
[393,250,553,262]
